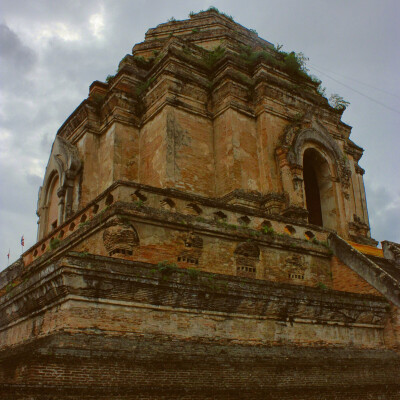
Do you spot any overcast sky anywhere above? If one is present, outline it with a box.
[0,0,399,270]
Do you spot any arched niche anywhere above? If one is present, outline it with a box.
[278,119,351,232]
[288,128,342,166]
[302,147,337,229]
[37,136,82,239]
[103,217,140,256]
[287,127,351,189]
[46,173,60,233]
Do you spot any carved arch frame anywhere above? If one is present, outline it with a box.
[37,136,82,240]
[278,123,351,233]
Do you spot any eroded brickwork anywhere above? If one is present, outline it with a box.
[331,256,382,296]
[1,255,399,398]
[2,338,400,399]
[1,8,399,399]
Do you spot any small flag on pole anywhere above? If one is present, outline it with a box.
[21,236,24,247]
[7,249,10,266]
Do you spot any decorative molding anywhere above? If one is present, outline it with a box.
[281,116,352,189]
[355,164,365,175]
[382,241,400,264]
[348,214,370,240]
[262,192,287,215]
[281,206,308,222]
[234,242,260,258]
[234,242,260,278]
[103,217,139,256]
[184,231,203,249]
[178,232,203,265]
[37,137,82,239]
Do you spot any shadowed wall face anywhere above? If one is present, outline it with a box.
[303,148,336,230]
[46,174,59,233]
[303,151,323,226]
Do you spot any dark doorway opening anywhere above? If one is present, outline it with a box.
[303,152,323,226]
[302,148,336,230]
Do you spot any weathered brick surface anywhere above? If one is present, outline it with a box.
[331,256,381,296]
[1,9,399,399]
[1,333,400,399]
[34,10,374,246]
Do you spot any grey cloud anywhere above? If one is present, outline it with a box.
[365,183,400,244]
[0,23,38,101]
[0,159,40,213]
[0,23,37,69]
[370,206,400,244]
[1,0,102,29]
[0,157,40,266]
[26,173,43,188]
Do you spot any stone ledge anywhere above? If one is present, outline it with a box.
[2,331,399,363]
[0,253,388,331]
[329,233,400,307]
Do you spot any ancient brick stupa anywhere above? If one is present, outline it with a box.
[1,9,399,399]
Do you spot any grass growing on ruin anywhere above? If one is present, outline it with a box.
[133,200,144,208]
[204,6,234,21]
[238,44,312,83]
[187,268,200,280]
[189,7,234,21]
[105,74,115,83]
[312,238,330,248]
[156,260,179,274]
[329,94,350,111]
[316,282,328,290]
[262,225,275,236]
[136,77,156,96]
[49,238,60,251]
[202,46,225,69]
[216,219,238,230]
[5,281,18,293]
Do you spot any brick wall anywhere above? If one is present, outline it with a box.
[1,333,399,399]
[331,256,382,296]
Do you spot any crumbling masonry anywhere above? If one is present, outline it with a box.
[1,9,400,399]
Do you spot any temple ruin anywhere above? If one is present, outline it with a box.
[1,9,399,399]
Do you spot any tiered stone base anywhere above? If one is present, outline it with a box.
[1,333,400,399]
